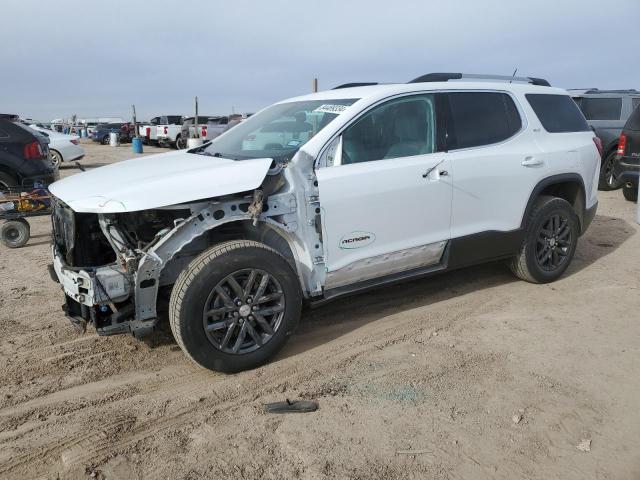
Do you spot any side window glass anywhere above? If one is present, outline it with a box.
[341,95,436,165]
[632,98,640,113]
[580,97,622,120]
[447,92,522,150]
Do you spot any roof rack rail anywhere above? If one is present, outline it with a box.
[583,88,640,94]
[332,82,378,89]
[408,73,551,87]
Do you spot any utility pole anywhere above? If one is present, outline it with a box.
[312,78,318,93]
[132,104,138,138]
[194,96,199,138]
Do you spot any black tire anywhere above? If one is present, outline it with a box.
[1,219,30,248]
[101,135,110,145]
[169,240,302,373]
[0,172,18,192]
[598,150,622,191]
[50,149,62,167]
[175,135,185,149]
[622,184,638,202]
[509,196,579,284]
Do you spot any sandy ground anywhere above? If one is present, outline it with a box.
[1,141,639,480]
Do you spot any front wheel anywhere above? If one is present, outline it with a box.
[622,184,638,202]
[101,135,110,145]
[510,196,579,283]
[598,151,622,190]
[169,240,302,373]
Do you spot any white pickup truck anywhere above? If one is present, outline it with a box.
[155,115,185,148]
[139,117,160,145]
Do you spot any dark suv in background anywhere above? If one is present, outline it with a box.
[0,117,56,190]
[571,89,640,190]
[614,104,640,202]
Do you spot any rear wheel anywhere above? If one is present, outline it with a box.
[622,184,638,202]
[598,151,622,190]
[510,196,579,283]
[1,219,30,248]
[175,135,186,149]
[50,149,62,167]
[169,240,302,373]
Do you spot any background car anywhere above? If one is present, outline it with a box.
[178,115,215,148]
[28,125,84,167]
[614,104,640,202]
[0,118,56,190]
[91,122,134,145]
[571,89,640,190]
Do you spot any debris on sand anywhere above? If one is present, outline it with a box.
[512,413,523,424]
[576,439,591,452]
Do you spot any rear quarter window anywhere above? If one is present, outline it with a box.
[579,97,622,120]
[446,92,522,149]
[526,94,590,133]
[625,103,640,131]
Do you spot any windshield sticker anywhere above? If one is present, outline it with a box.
[313,104,349,115]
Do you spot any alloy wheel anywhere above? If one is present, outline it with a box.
[535,213,572,271]
[202,268,285,354]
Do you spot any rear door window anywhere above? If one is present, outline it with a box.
[446,92,522,149]
[632,98,640,112]
[526,94,590,133]
[579,97,622,120]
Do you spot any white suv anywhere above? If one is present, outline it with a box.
[49,73,600,372]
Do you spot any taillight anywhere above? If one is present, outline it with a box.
[23,141,45,160]
[163,126,168,135]
[70,139,79,145]
[617,133,627,156]
[201,126,207,137]
[593,137,603,157]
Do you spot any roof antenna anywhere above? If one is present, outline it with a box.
[510,68,518,83]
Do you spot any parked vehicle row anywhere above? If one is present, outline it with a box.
[48,73,601,373]
[571,89,640,191]
[615,103,640,202]
[91,122,135,144]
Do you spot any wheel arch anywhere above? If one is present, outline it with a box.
[160,219,302,289]
[521,174,587,233]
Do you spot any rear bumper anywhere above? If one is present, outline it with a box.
[614,156,640,187]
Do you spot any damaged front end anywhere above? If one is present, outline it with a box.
[50,184,302,338]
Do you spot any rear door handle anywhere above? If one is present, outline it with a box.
[522,157,544,167]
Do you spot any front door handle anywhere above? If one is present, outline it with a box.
[522,157,544,167]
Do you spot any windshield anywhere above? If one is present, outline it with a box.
[202,98,358,159]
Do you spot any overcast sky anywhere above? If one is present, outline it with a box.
[2,0,639,122]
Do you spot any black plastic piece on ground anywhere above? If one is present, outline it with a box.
[263,399,319,414]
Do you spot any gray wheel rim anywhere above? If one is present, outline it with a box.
[535,213,572,271]
[51,151,61,166]
[202,268,285,354]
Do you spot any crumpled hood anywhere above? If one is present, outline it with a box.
[48,150,273,213]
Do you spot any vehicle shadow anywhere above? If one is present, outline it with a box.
[147,214,635,354]
[564,214,635,276]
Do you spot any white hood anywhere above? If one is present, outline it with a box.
[49,150,273,213]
